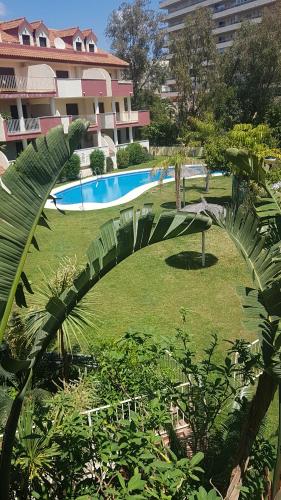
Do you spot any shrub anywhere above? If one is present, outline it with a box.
[59,154,80,181]
[117,148,129,169]
[126,142,148,165]
[204,136,232,173]
[90,149,105,175]
[106,156,114,173]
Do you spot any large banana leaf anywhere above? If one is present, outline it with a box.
[226,148,267,185]
[0,120,88,342]
[24,206,212,369]
[217,205,281,297]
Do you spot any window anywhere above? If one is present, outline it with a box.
[76,42,82,51]
[124,98,128,112]
[56,70,69,79]
[22,34,31,45]
[89,43,95,52]
[0,67,15,88]
[99,102,105,114]
[39,37,47,47]
[66,103,79,117]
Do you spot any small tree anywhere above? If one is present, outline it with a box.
[59,154,80,182]
[90,149,105,175]
[117,148,130,169]
[127,143,149,165]
[106,156,114,173]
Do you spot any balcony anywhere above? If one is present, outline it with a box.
[6,117,41,135]
[98,112,116,129]
[71,114,98,128]
[112,80,133,97]
[116,111,139,124]
[0,75,56,95]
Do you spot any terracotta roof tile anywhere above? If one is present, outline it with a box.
[82,29,97,43]
[0,42,129,67]
[0,29,18,43]
[0,17,26,30]
[30,20,49,33]
[51,27,80,38]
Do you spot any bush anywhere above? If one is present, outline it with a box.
[106,156,114,173]
[59,154,80,181]
[117,148,129,169]
[204,136,232,173]
[126,142,149,165]
[90,149,105,175]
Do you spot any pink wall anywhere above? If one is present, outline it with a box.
[40,116,62,134]
[112,80,133,97]
[138,110,150,126]
[81,79,107,97]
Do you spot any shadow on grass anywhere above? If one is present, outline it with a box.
[165,251,218,270]
[161,194,231,210]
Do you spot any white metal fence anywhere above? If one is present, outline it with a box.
[0,75,55,93]
[7,117,41,134]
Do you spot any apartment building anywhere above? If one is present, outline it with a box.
[160,0,277,98]
[0,17,150,170]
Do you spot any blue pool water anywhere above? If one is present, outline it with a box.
[54,169,174,206]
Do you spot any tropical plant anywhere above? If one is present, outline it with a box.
[0,120,87,346]
[0,120,89,500]
[210,196,281,499]
[0,202,212,499]
[90,149,105,175]
[117,148,129,168]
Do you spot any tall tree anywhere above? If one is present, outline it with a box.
[171,7,217,123]
[217,3,281,124]
[106,0,166,107]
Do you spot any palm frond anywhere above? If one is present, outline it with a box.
[0,120,88,342]
[26,206,212,371]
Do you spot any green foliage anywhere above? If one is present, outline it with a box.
[127,142,150,165]
[171,7,217,120]
[265,98,281,147]
[204,135,232,173]
[91,331,171,402]
[106,0,166,103]
[59,153,80,182]
[216,4,281,123]
[90,148,105,175]
[117,148,130,168]
[106,156,114,173]
[241,437,275,499]
[145,121,179,146]
[0,119,87,343]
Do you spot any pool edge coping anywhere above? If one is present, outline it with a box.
[45,168,223,211]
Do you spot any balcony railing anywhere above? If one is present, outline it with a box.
[72,114,97,125]
[0,75,55,93]
[116,111,139,123]
[7,117,41,135]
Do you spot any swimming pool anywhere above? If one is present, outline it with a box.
[46,166,222,211]
[47,168,175,211]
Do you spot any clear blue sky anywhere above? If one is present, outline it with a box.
[1,0,160,50]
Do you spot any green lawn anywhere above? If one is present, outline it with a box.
[25,174,253,352]
[25,172,278,437]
